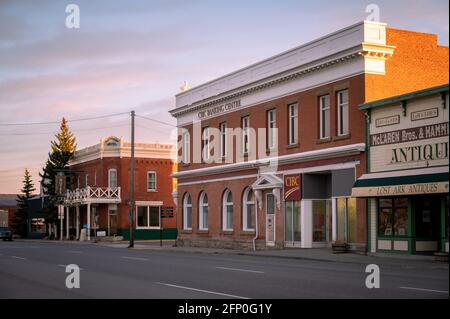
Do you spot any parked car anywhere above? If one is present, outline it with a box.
[0,227,13,241]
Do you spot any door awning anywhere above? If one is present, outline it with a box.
[352,166,449,197]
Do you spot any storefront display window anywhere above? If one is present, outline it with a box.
[378,198,408,237]
[285,201,301,242]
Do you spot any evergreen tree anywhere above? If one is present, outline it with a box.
[13,169,36,237]
[39,118,77,226]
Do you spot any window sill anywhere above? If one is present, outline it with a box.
[285,143,299,150]
[180,229,192,234]
[221,230,234,235]
[332,134,351,141]
[316,137,332,144]
[240,230,256,236]
[147,190,158,193]
[197,230,209,234]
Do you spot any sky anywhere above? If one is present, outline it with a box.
[0,0,449,194]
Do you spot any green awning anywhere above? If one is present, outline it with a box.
[352,167,449,197]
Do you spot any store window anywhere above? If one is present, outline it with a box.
[136,205,160,228]
[336,197,357,243]
[378,198,408,237]
[313,200,331,242]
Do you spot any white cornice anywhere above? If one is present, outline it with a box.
[172,143,366,179]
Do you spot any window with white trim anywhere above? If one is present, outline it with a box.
[182,130,190,164]
[319,95,330,139]
[220,122,227,158]
[199,192,208,230]
[267,109,276,150]
[108,169,117,188]
[242,116,250,154]
[288,103,298,145]
[202,127,210,162]
[85,173,89,187]
[136,205,160,228]
[243,187,255,231]
[337,90,349,136]
[222,190,233,231]
[183,193,192,230]
[147,171,157,191]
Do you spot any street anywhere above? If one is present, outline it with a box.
[0,241,448,299]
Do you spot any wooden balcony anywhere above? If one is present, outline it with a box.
[64,186,121,205]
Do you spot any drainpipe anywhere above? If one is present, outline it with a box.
[253,203,258,251]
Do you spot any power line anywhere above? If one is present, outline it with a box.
[135,114,177,128]
[0,112,130,126]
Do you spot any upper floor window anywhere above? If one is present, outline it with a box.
[242,116,250,155]
[94,171,97,186]
[222,189,233,231]
[319,95,330,139]
[147,171,157,191]
[288,103,298,145]
[220,122,227,158]
[85,173,89,188]
[108,169,117,188]
[77,175,80,189]
[199,192,208,231]
[337,90,349,136]
[202,127,210,162]
[182,130,190,164]
[267,109,276,150]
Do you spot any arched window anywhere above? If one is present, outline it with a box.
[183,193,192,230]
[222,190,233,231]
[243,188,255,231]
[199,192,208,230]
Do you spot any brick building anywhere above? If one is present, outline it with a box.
[63,136,177,240]
[170,21,448,251]
[0,194,18,228]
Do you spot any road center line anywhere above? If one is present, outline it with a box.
[67,250,83,254]
[121,256,148,261]
[11,256,26,260]
[155,282,250,299]
[215,266,264,274]
[399,287,449,294]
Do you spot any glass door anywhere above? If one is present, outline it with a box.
[285,201,301,247]
[266,193,276,246]
[336,198,357,243]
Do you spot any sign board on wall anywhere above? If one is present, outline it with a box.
[284,174,301,201]
[369,94,449,172]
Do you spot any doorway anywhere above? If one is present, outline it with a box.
[108,205,118,236]
[285,201,301,247]
[266,193,276,247]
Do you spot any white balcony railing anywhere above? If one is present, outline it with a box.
[64,186,121,205]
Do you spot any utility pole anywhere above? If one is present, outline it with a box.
[128,110,135,248]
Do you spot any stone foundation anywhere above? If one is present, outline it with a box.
[176,237,284,251]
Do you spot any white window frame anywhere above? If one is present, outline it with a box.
[267,109,276,150]
[202,127,210,162]
[136,205,161,229]
[337,90,349,136]
[288,103,298,145]
[147,171,157,192]
[219,122,227,158]
[242,116,250,155]
[85,173,89,188]
[199,192,208,231]
[222,189,233,231]
[108,168,117,188]
[319,95,330,139]
[243,187,255,231]
[182,130,190,164]
[183,193,192,230]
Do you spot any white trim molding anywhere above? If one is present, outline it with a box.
[173,143,365,179]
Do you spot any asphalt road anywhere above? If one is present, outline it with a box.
[0,241,448,299]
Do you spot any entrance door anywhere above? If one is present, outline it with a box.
[108,205,118,236]
[285,201,301,247]
[266,193,276,247]
[336,198,357,243]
